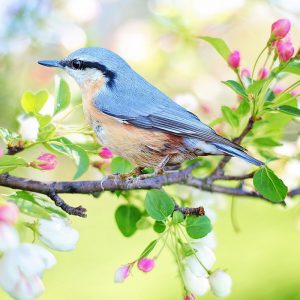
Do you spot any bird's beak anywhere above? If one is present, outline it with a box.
[38,60,64,68]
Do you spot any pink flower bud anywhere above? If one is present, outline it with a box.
[184,294,195,300]
[114,265,130,283]
[276,39,294,62]
[273,85,284,95]
[290,89,298,97]
[0,202,19,225]
[271,19,291,39]
[228,51,240,69]
[36,153,58,171]
[258,67,269,80]
[200,104,211,114]
[137,258,155,273]
[240,67,251,78]
[99,147,113,159]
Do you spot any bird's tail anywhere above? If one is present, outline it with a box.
[213,143,264,166]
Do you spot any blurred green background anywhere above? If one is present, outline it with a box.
[0,0,300,299]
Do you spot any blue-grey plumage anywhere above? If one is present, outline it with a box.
[38,47,264,167]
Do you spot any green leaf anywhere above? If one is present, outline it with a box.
[54,78,71,115]
[277,105,300,117]
[181,243,194,257]
[265,89,275,102]
[172,211,184,224]
[253,166,288,202]
[111,157,133,174]
[10,191,67,218]
[115,204,142,237]
[35,114,51,127]
[272,93,295,107]
[280,61,300,75]
[199,36,231,61]
[221,106,239,127]
[76,143,101,153]
[136,216,152,230]
[247,80,265,96]
[138,239,158,260]
[38,124,56,141]
[253,137,282,147]
[21,90,48,114]
[47,137,89,179]
[0,155,27,174]
[0,127,20,144]
[145,189,175,221]
[223,80,247,98]
[153,221,166,233]
[9,191,51,219]
[236,100,250,116]
[186,215,212,239]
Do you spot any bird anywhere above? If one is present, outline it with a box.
[38,47,263,173]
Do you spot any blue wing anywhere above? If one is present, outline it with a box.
[94,71,245,151]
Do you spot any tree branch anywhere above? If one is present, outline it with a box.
[0,162,286,217]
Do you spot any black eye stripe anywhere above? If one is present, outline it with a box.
[65,60,116,89]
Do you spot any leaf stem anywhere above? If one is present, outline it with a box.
[252,45,269,83]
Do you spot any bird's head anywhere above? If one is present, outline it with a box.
[38,47,130,90]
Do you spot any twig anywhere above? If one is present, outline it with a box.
[211,172,255,181]
[47,190,87,217]
[289,188,300,197]
[212,116,255,176]
[174,204,205,216]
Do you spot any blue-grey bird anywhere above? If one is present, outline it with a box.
[38,47,263,169]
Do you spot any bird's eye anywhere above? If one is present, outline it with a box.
[71,60,82,70]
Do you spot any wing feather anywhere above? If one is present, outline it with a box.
[95,72,245,151]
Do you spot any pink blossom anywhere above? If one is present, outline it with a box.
[228,51,240,69]
[276,39,294,62]
[290,90,298,97]
[258,67,269,80]
[99,147,113,159]
[114,265,130,283]
[0,148,3,157]
[271,19,291,39]
[0,202,19,225]
[200,104,211,114]
[240,67,251,78]
[273,85,284,95]
[184,294,195,300]
[137,258,155,273]
[36,153,58,170]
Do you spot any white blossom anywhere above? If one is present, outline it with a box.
[0,224,19,252]
[191,231,217,250]
[183,245,216,277]
[209,269,232,297]
[0,243,56,300]
[38,217,79,251]
[183,268,210,296]
[18,116,39,141]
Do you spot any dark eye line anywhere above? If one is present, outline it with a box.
[66,60,117,89]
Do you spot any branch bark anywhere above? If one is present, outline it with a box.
[0,162,285,217]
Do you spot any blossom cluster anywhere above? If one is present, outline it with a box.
[228,19,298,79]
[0,201,79,299]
